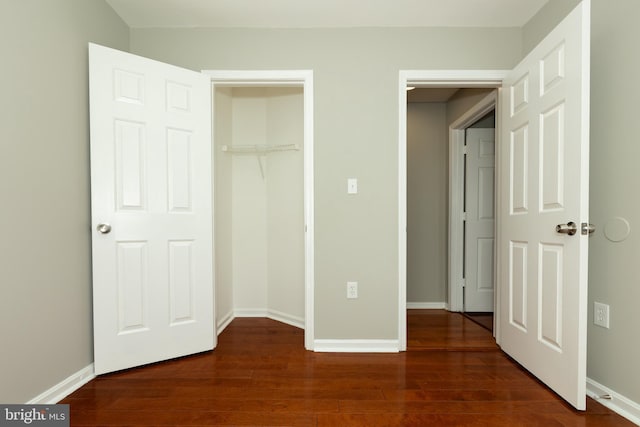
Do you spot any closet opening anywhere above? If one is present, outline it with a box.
[206,71,315,350]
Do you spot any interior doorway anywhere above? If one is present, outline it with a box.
[406,87,497,335]
[398,70,506,351]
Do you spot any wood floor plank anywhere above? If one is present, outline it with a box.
[317,412,629,427]
[337,399,574,414]
[60,311,635,426]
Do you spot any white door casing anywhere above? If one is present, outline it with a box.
[464,128,495,313]
[498,0,590,410]
[89,43,214,375]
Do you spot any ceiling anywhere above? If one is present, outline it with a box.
[106,0,549,29]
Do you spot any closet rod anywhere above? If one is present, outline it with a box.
[221,144,300,154]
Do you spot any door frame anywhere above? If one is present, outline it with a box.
[203,70,315,350]
[449,91,497,315]
[398,70,507,351]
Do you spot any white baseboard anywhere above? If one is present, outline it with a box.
[233,308,271,319]
[587,377,640,425]
[232,308,305,330]
[267,309,305,329]
[314,339,400,353]
[407,302,447,309]
[216,310,234,335]
[27,364,95,404]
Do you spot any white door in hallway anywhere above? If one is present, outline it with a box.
[498,1,590,410]
[89,43,214,375]
[464,128,495,313]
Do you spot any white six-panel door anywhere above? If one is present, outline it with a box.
[89,43,214,375]
[465,128,495,313]
[498,1,590,410]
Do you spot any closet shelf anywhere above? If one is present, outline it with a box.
[221,144,300,154]
[221,143,300,180]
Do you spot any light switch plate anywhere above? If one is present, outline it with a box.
[347,178,358,194]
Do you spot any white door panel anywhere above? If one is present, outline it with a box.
[89,43,214,375]
[465,128,495,312]
[498,0,589,410]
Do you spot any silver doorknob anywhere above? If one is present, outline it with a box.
[97,223,112,234]
[581,222,596,235]
[556,221,577,236]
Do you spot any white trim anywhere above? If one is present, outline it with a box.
[399,70,507,353]
[398,73,408,352]
[233,308,269,318]
[27,364,95,404]
[494,88,505,343]
[302,72,315,350]
[216,310,234,335]
[201,70,312,86]
[587,377,640,425]
[232,309,305,330]
[314,340,400,353]
[203,70,315,351]
[448,91,498,313]
[406,302,447,309]
[405,70,508,87]
[267,309,305,329]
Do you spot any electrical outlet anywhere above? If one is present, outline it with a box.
[347,281,358,299]
[594,302,610,329]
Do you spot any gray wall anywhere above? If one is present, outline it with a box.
[129,27,522,339]
[588,0,640,405]
[522,0,581,56]
[0,0,129,402]
[524,0,640,404]
[407,103,448,304]
[446,89,496,128]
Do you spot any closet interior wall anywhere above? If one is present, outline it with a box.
[214,87,305,330]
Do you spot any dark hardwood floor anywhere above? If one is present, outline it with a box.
[461,312,494,333]
[62,310,633,426]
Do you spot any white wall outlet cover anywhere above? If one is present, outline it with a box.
[347,281,358,299]
[594,302,610,329]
